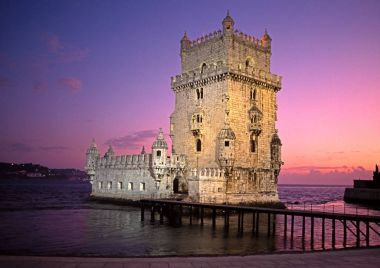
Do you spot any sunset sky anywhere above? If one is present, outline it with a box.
[0,0,379,184]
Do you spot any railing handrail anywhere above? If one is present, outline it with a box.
[140,199,380,222]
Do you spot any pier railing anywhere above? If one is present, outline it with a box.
[140,199,380,250]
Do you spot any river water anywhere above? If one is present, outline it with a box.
[0,178,379,256]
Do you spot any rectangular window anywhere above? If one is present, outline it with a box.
[107,181,112,189]
[225,140,229,147]
[140,182,146,191]
[156,150,161,157]
[128,182,134,191]
[98,181,103,189]
[117,181,123,190]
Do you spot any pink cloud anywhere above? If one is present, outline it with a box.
[58,78,82,92]
[279,166,372,185]
[41,33,89,63]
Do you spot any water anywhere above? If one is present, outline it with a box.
[0,178,379,256]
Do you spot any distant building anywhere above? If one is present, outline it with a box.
[344,165,380,204]
[86,12,283,205]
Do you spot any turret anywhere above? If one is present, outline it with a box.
[151,128,168,181]
[180,32,191,51]
[85,139,99,183]
[222,10,234,34]
[261,29,272,49]
[217,123,236,175]
[271,130,282,176]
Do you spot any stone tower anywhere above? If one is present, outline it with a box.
[85,139,99,184]
[170,12,283,204]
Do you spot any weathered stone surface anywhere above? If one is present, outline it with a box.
[85,13,283,205]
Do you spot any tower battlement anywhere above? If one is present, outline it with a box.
[171,61,282,91]
[182,29,270,52]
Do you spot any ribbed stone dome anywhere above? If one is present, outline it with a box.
[218,126,236,140]
[271,132,282,145]
[249,105,262,115]
[87,140,99,155]
[152,128,168,149]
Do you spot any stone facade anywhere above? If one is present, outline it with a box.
[86,12,283,205]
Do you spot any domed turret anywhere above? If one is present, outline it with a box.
[271,130,282,176]
[85,139,100,183]
[152,128,168,149]
[222,10,235,33]
[217,124,236,174]
[151,128,168,181]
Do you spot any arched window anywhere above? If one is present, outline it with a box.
[250,88,256,100]
[250,139,256,153]
[201,63,207,74]
[196,88,204,100]
[250,136,257,153]
[246,59,250,68]
[196,139,202,152]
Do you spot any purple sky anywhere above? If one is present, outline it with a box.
[1,0,379,184]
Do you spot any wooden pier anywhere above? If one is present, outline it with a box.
[140,199,380,250]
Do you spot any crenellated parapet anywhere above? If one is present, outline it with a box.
[181,28,270,53]
[171,61,281,91]
[96,153,151,170]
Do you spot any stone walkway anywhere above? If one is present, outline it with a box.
[1,248,379,268]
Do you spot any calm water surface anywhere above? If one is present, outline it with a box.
[0,178,379,256]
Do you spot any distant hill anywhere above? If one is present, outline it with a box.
[0,162,88,180]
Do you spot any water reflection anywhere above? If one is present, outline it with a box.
[0,179,379,256]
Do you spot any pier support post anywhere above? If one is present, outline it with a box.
[189,206,193,225]
[150,205,155,223]
[237,210,241,234]
[290,215,294,242]
[252,212,256,234]
[302,216,305,249]
[179,205,183,226]
[311,217,314,249]
[241,210,244,234]
[159,205,164,224]
[343,219,347,247]
[255,213,260,236]
[141,203,145,221]
[225,209,230,231]
[272,214,276,236]
[267,213,271,237]
[356,220,360,247]
[332,219,336,249]
[212,208,216,229]
[284,214,287,239]
[200,207,204,226]
[366,221,370,247]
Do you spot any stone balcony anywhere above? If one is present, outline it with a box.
[191,121,203,135]
[249,122,262,135]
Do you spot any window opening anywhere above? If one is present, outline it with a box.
[196,139,202,152]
